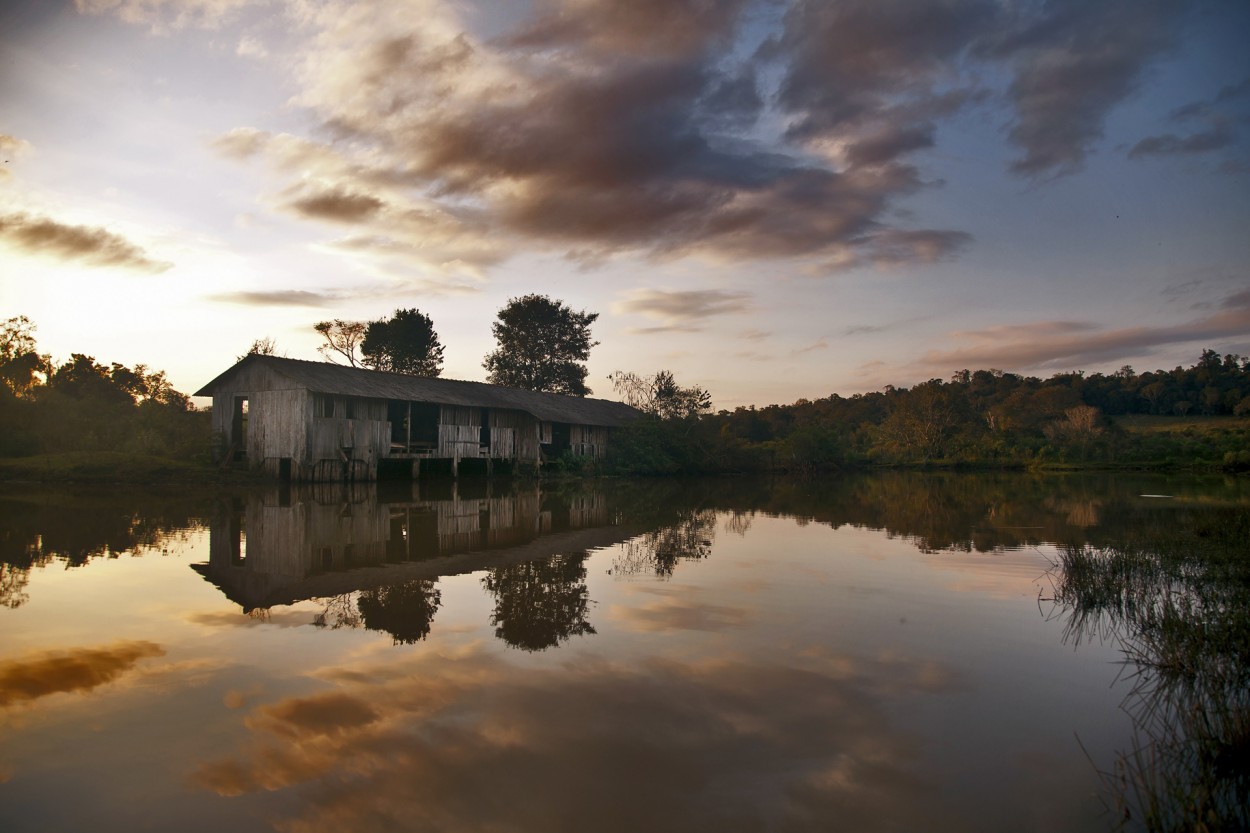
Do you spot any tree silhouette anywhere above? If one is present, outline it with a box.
[609,369,711,419]
[361,308,444,376]
[483,295,598,396]
[313,319,366,367]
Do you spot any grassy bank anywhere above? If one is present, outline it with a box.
[0,451,267,485]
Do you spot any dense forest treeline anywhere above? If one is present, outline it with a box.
[0,317,208,461]
[603,349,1250,475]
[2,308,1247,475]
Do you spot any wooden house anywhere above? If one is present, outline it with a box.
[195,355,642,480]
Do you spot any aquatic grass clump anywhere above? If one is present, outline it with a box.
[1046,507,1250,832]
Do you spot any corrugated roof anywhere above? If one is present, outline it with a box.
[195,355,643,427]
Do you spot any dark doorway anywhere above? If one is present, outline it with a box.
[550,422,571,456]
[231,397,249,461]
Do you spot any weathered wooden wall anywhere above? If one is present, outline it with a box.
[569,424,610,459]
[308,395,389,479]
[490,409,541,463]
[437,405,482,461]
[250,389,308,464]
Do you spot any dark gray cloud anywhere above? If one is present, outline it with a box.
[208,289,340,307]
[985,0,1187,177]
[0,211,171,272]
[284,187,386,224]
[1130,70,1247,161]
[501,0,751,59]
[770,0,996,146]
[193,0,1229,270]
[1128,126,1235,159]
[615,288,752,332]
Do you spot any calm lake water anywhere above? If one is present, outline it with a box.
[1,472,1246,832]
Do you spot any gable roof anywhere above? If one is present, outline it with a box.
[196,355,642,427]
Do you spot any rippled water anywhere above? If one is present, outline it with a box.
[2,472,1246,832]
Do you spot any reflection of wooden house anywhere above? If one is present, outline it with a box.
[196,355,641,480]
[196,484,627,611]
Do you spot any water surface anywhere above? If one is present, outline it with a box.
[2,472,1246,832]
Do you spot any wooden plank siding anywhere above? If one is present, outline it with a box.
[569,424,610,459]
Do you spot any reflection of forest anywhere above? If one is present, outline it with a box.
[5,472,1247,629]
[0,488,201,609]
[606,471,1250,556]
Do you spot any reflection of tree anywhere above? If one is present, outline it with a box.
[1044,508,1250,830]
[357,580,443,644]
[1,562,30,609]
[613,510,716,579]
[313,594,362,631]
[482,553,595,651]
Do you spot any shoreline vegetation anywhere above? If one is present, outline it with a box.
[1,324,1248,483]
[0,412,1246,484]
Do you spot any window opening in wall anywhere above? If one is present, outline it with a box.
[315,394,334,418]
[345,398,356,419]
[479,408,491,449]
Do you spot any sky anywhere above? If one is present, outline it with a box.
[1,0,1248,409]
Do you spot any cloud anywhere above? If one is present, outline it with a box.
[793,340,828,355]
[0,641,165,708]
[769,0,995,152]
[198,0,975,271]
[74,0,255,31]
[283,186,386,223]
[0,212,172,273]
[615,288,751,332]
[913,289,1250,373]
[208,289,341,307]
[983,0,1188,178]
[0,134,31,180]
[236,34,268,58]
[1129,70,1247,161]
[1128,126,1235,159]
[150,0,1228,269]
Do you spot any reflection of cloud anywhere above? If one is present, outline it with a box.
[192,643,961,831]
[0,212,172,273]
[0,641,165,708]
[186,609,314,628]
[610,587,751,632]
[913,289,1250,372]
